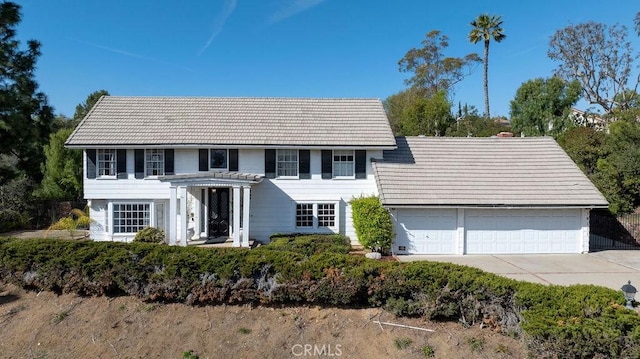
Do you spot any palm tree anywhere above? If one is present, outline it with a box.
[469,14,506,119]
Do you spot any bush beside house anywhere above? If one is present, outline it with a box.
[0,235,638,358]
[350,196,394,253]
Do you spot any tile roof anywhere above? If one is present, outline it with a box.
[372,136,609,207]
[65,96,396,147]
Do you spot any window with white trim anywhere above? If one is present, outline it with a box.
[210,149,228,169]
[97,149,116,177]
[277,149,298,177]
[295,202,337,229]
[145,149,164,176]
[113,203,150,233]
[296,203,314,227]
[332,150,354,177]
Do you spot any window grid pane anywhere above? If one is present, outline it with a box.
[277,149,298,177]
[97,149,116,176]
[113,203,150,233]
[145,149,165,176]
[318,203,335,227]
[333,150,354,177]
[296,203,313,227]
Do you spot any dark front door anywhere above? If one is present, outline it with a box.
[208,188,229,237]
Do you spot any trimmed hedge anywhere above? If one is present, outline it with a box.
[0,236,638,357]
[350,195,394,253]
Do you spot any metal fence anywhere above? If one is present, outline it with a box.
[590,210,640,251]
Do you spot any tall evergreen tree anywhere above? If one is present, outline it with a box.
[0,2,54,184]
[469,14,506,119]
[37,128,83,201]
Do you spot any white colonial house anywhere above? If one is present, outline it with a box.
[66,96,609,254]
[65,97,396,247]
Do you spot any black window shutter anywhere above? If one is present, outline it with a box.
[355,150,367,179]
[229,149,239,171]
[134,149,145,178]
[265,149,276,178]
[117,149,127,179]
[299,150,310,179]
[321,150,332,179]
[199,149,208,171]
[86,149,96,179]
[164,149,174,175]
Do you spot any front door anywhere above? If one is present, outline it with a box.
[208,188,229,237]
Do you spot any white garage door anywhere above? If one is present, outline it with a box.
[465,209,582,254]
[395,209,457,254]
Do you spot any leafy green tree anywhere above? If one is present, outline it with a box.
[593,111,640,213]
[386,90,453,136]
[558,126,607,176]
[447,107,509,137]
[469,14,506,119]
[384,89,420,134]
[36,128,83,201]
[509,77,582,137]
[548,21,638,114]
[0,2,54,185]
[73,89,109,124]
[398,30,480,98]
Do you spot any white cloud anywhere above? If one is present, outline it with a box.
[268,0,325,24]
[199,0,238,55]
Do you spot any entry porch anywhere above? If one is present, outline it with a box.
[159,172,264,247]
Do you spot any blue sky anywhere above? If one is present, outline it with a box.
[18,0,640,118]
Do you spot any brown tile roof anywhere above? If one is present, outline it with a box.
[372,136,609,207]
[65,96,396,147]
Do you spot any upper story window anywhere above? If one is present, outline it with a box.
[97,149,116,177]
[277,149,298,177]
[332,150,354,177]
[210,149,227,169]
[145,149,165,176]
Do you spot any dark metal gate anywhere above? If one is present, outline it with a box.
[590,210,640,251]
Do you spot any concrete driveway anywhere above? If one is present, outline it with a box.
[397,251,640,291]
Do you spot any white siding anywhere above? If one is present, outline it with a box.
[248,150,382,243]
[89,200,107,240]
[85,148,383,244]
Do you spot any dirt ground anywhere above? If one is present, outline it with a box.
[0,283,526,359]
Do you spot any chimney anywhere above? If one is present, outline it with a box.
[496,132,514,138]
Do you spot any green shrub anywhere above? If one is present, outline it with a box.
[133,226,166,244]
[0,209,29,233]
[267,234,351,257]
[422,344,435,357]
[0,235,638,358]
[350,195,394,253]
[394,337,413,350]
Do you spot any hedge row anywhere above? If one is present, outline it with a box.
[0,235,639,358]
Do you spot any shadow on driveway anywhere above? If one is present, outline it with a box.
[397,251,640,290]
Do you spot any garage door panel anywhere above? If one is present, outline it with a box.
[465,209,582,254]
[396,209,457,254]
